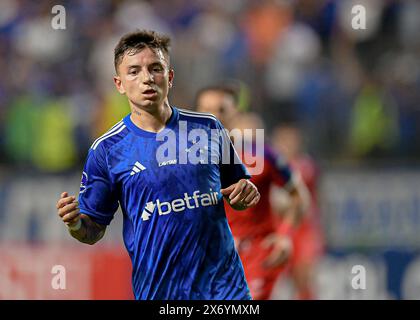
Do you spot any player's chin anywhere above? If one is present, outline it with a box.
[135,99,160,109]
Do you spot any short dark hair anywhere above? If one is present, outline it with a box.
[194,84,240,107]
[114,29,171,73]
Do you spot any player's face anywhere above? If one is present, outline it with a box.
[196,91,237,129]
[272,127,302,160]
[231,113,264,142]
[114,47,174,111]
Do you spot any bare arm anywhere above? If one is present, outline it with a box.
[271,174,311,226]
[68,214,106,245]
[57,192,106,245]
[262,175,310,268]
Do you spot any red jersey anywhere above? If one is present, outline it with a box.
[225,144,293,239]
[290,155,320,219]
[288,155,324,269]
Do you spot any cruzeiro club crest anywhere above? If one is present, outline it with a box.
[80,172,88,194]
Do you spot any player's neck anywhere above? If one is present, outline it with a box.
[130,101,172,133]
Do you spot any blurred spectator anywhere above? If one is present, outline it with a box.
[4,96,77,172]
[348,76,399,159]
[0,0,419,169]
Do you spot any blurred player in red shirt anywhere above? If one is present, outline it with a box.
[196,85,310,299]
[271,124,324,300]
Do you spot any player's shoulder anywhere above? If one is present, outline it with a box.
[177,107,220,127]
[89,119,130,153]
[264,143,289,168]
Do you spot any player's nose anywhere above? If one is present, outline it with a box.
[140,70,154,84]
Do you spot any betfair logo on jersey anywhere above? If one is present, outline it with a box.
[141,190,219,221]
[141,201,156,221]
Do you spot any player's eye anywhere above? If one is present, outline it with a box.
[151,65,163,72]
[129,69,138,75]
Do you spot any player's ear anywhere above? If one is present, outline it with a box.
[168,69,174,88]
[114,75,126,94]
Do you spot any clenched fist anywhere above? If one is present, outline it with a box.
[56,192,81,229]
[220,179,260,210]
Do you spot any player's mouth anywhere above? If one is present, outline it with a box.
[142,88,157,98]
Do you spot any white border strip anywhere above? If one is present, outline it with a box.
[90,120,123,149]
[179,109,218,121]
[92,124,127,150]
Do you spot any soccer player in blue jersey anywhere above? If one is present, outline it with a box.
[56,30,260,300]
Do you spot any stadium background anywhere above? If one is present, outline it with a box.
[0,0,420,299]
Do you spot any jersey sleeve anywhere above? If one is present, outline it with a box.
[78,144,119,226]
[264,145,295,191]
[216,120,251,189]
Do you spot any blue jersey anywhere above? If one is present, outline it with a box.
[78,106,252,300]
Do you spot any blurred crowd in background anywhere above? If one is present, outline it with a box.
[0,0,419,174]
[1,0,420,300]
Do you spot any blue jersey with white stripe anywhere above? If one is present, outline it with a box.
[78,106,252,300]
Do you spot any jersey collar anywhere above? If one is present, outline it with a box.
[123,106,179,138]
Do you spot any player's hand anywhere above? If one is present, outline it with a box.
[56,192,81,228]
[220,179,260,210]
[262,233,293,268]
